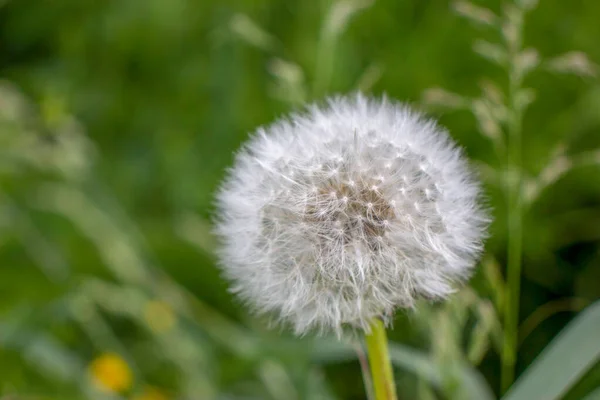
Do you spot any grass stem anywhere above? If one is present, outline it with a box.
[501,8,525,391]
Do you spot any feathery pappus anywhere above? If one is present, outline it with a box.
[215,94,489,336]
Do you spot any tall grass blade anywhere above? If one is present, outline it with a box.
[503,301,600,400]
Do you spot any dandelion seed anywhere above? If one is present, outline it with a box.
[215,94,489,336]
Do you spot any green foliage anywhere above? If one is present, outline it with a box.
[1,0,599,399]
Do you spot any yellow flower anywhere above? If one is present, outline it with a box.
[132,386,169,400]
[89,352,133,393]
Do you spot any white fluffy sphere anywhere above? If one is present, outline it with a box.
[215,94,489,335]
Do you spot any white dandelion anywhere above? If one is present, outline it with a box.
[215,94,489,336]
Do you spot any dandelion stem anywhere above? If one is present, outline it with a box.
[365,318,398,400]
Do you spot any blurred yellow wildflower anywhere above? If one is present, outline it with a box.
[144,300,176,334]
[89,352,133,393]
[132,386,169,400]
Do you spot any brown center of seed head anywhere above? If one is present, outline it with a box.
[306,180,396,248]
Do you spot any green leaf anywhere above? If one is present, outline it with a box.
[503,301,600,400]
[582,386,600,400]
[0,313,84,382]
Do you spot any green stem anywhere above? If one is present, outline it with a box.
[365,318,398,400]
[501,11,525,392]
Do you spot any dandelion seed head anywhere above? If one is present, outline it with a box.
[215,94,489,336]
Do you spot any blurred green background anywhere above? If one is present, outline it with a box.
[1,0,599,399]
